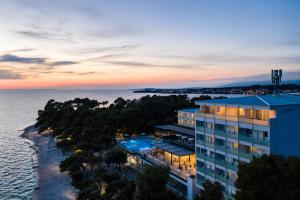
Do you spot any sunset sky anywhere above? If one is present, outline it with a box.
[0,0,300,89]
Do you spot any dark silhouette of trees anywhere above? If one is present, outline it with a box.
[104,148,127,171]
[195,180,224,200]
[136,165,183,200]
[235,155,300,200]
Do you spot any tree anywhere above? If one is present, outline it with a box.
[235,155,300,200]
[112,181,136,200]
[136,165,182,200]
[104,148,127,171]
[195,180,224,200]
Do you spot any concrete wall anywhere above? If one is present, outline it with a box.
[270,105,300,157]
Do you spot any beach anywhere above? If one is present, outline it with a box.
[21,126,76,200]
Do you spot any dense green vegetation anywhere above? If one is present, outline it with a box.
[36,94,211,199]
[235,155,300,200]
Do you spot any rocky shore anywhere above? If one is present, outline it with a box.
[21,126,76,200]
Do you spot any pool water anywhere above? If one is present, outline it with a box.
[119,138,156,152]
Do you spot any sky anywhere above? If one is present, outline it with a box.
[0,0,300,89]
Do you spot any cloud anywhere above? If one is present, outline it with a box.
[0,69,23,79]
[8,48,34,53]
[106,60,203,69]
[90,26,141,39]
[0,54,79,68]
[17,29,72,42]
[49,61,79,66]
[78,45,138,54]
[0,54,46,64]
[163,53,300,64]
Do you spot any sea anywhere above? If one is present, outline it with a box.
[0,89,241,200]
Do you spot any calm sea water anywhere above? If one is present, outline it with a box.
[0,89,241,199]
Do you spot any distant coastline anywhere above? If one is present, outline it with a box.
[133,84,300,95]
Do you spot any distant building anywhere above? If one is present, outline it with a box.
[194,95,300,199]
[178,108,197,128]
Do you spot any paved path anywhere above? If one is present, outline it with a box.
[22,127,76,200]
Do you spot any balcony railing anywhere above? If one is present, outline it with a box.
[238,151,252,160]
[205,142,214,149]
[253,137,270,146]
[227,132,238,139]
[214,129,226,137]
[196,126,205,132]
[215,158,227,168]
[215,143,226,152]
[238,134,270,146]
[227,162,238,171]
[215,173,227,183]
[198,112,270,126]
[226,148,238,156]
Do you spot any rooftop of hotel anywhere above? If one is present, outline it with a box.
[195,94,300,107]
[177,108,198,113]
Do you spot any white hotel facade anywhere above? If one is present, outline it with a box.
[194,95,300,199]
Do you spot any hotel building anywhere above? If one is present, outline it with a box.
[178,108,197,128]
[194,95,300,199]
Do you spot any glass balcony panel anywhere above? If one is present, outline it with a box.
[238,134,252,143]
[205,169,215,178]
[215,144,226,151]
[253,138,270,146]
[214,129,226,137]
[205,142,214,149]
[227,162,238,171]
[215,114,226,120]
[253,119,269,126]
[239,117,253,124]
[215,174,227,183]
[227,133,238,139]
[227,148,238,156]
[204,113,214,118]
[239,151,252,160]
[215,158,226,167]
[196,140,205,146]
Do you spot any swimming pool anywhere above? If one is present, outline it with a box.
[119,138,156,153]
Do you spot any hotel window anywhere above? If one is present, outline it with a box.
[226,126,238,134]
[196,134,205,141]
[206,136,214,144]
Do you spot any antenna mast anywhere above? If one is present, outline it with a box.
[271,69,282,95]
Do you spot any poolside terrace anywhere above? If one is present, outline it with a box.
[145,142,196,180]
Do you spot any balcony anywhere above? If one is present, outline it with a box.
[196,139,205,146]
[215,173,227,183]
[205,142,214,149]
[253,138,270,146]
[214,129,226,137]
[227,162,238,171]
[215,143,226,152]
[238,134,270,146]
[215,158,227,168]
[238,134,252,143]
[227,132,238,139]
[196,126,205,132]
[238,151,252,160]
[226,148,238,156]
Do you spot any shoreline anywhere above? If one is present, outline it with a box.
[21,126,76,200]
